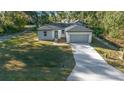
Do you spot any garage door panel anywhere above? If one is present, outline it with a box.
[70,34,89,43]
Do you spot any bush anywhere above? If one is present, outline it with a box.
[0,27,4,34]
[93,28,103,37]
[31,27,37,31]
[0,27,4,32]
[5,25,19,34]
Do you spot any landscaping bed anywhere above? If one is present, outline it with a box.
[0,31,75,80]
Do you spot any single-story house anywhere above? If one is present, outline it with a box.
[37,22,92,43]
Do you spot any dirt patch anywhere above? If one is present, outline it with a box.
[3,60,26,71]
[102,35,124,48]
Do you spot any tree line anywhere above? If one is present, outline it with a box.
[47,11,124,39]
[0,11,29,34]
[0,11,124,40]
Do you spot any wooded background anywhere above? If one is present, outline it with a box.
[0,11,124,46]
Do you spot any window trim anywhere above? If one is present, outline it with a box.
[55,31,58,38]
[43,31,47,36]
[62,30,64,34]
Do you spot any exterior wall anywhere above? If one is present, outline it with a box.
[66,32,92,43]
[89,32,92,43]
[61,34,65,37]
[66,32,70,43]
[58,30,66,38]
[61,31,66,37]
[52,31,55,39]
[38,31,55,40]
[58,30,61,39]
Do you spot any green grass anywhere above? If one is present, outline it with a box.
[91,37,124,72]
[0,31,75,81]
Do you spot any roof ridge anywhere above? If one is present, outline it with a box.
[65,24,92,32]
[65,24,76,31]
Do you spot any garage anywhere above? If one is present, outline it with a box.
[70,34,89,43]
[65,25,92,43]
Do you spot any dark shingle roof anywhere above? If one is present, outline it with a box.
[37,24,62,31]
[37,23,73,31]
[51,23,74,29]
[65,24,92,32]
[37,21,92,32]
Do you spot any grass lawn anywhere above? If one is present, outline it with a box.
[91,37,124,72]
[0,31,75,81]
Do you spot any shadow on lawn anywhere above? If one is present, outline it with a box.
[91,37,119,51]
[0,43,75,81]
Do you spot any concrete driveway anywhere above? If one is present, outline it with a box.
[67,43,124,81]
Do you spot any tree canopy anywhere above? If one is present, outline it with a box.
[0,11,124,40]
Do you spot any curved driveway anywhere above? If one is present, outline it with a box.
[67,43,124,81]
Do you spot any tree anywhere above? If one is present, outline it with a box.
[0,11,29,34]
[25,11,39,27]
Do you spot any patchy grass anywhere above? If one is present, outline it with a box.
[0,31,75,81]
[91,37,124,72]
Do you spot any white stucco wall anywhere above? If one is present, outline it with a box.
[61,30,66,37]
[89,32,92,43]
[58,30,61,39]
[38,31,55,40]
[57,30,66,38]
[66,32,92,43]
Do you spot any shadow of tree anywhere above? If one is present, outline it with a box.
[0,43,75,81]
[91,37,119,51]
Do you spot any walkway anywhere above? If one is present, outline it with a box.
[67,43,124,81]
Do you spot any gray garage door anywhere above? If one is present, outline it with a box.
[70,34,89,43]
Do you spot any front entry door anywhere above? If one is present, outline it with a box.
[55,31,58,39]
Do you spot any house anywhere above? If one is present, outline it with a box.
[37,21,92,43]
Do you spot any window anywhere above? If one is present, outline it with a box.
[55,31,58,38]
[62,30,64,34]
[43,31,47,36]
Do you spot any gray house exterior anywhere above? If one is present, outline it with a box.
[37,25,62,40]
[37,21,92,43]
[65,24,92,43]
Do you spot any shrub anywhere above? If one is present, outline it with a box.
[0,27,4,34]
[0,27,4,32]
[5,25,19,33]
[93,28,103,37]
